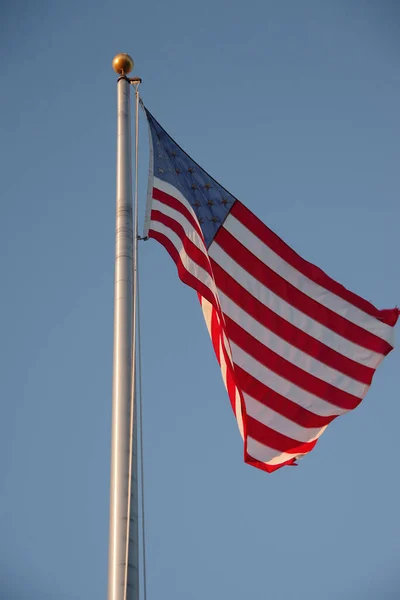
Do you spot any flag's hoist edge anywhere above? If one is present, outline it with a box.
[143,106,399,473]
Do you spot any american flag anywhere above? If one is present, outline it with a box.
[143,106,399,473]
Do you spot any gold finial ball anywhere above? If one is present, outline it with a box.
[112,53,134,75]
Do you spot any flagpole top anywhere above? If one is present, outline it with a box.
[112,53,134,76]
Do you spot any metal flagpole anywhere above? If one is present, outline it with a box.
[108,53,139,600]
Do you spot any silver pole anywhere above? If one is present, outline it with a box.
[108,53,139,600]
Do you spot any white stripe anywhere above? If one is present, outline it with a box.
[244,393,327,443]
[153,177,199,221]
[209,242,383,369]
[225,214,394,343]
[200,297,244,438]
[247,437,301,465]
[230,342,351,417]
[235,389,244,438]
[151,198,207,255]
[200,296,213,336]
[218,290,367,398]
[150,221,218,301]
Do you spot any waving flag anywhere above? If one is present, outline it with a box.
[143,106,399,473]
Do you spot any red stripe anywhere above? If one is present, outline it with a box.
[225,315,361,410]
[247,415,318,454]
[235,365,338,428]
[215,227,393,355]
[153,187,204,240]
[216,313,238,414]
[226,366,238,416]
[149,230,217,309]
[150,210,212,277]
[232,201,400,328]
[211,259,374,385]
[210,307,221,364]
[198,297,238,414]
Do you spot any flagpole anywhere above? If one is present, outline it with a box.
[108,53,139,600]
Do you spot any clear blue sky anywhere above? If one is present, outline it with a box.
[1,1,399,598]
